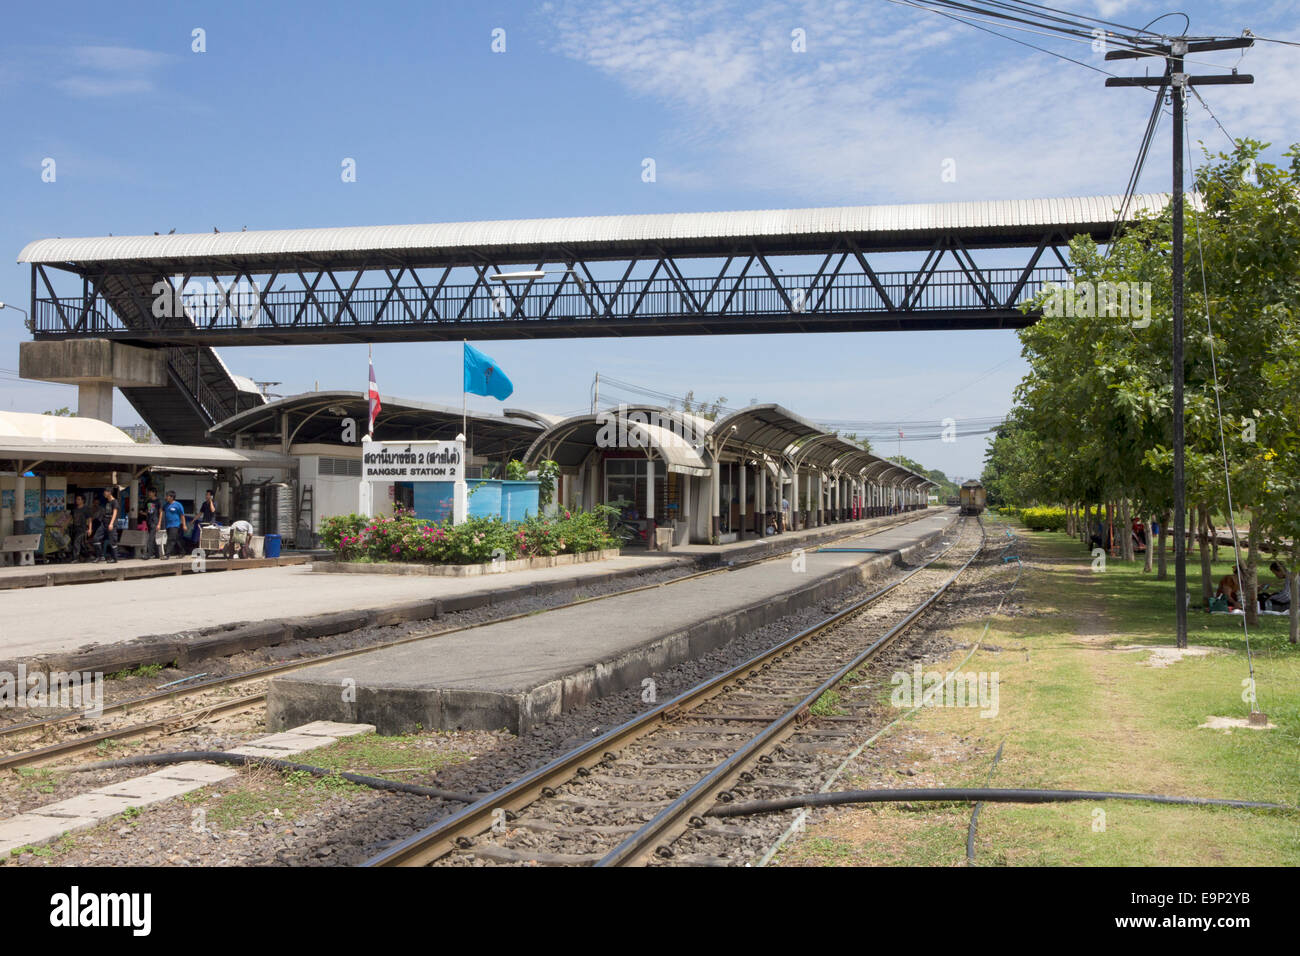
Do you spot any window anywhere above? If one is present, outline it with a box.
[604,457,679,521]
[605,458,648,515]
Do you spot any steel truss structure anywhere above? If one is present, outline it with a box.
[29,236,1074,346]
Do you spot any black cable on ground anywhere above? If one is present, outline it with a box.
[73,751,478,803]
[709,787,1291,818]
[966,740,1005,862]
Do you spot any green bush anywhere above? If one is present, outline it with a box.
[320,506,619,565]
[1018,506,1068,531]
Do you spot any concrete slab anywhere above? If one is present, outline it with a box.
[27,792,140,818]
[0,721,375,855]
[150,764,240,784]
[0,814,101,851]
[268,513,955,736]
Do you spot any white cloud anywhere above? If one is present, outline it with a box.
[541,0,1300,203]
[54,45,175,98]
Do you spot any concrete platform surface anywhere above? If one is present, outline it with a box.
[0,551,686,661]
[0,553,312,590]
[268,512,955,736]
[0,510,930,668]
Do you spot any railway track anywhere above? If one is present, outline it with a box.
[0,510,938,772]
[363,515,985,867]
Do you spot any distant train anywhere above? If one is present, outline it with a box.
[959,480,986,516]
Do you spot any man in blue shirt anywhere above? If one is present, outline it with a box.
[162,491,187,558]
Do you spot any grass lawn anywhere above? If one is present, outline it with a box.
[777,517,1300,867]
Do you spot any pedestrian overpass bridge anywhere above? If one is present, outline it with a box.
[15,192,1170,443]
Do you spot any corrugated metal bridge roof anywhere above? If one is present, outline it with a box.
[17,194,1174,273]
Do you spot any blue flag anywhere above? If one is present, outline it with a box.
[463,343,514,400]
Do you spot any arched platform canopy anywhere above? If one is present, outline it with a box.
[209,390,542,459]
[504,408,566,430]
[522,402,934,491]
[606,404,714,451]
[522,411,711,477]
[792,434,861,471]
[0,410,135,444]
[711,404,827,460]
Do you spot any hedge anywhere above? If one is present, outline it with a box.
[1017,506,1068,531]
[319,506,620,565]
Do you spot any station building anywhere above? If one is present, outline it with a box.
[523,403,932,548]
[3,394,933,557]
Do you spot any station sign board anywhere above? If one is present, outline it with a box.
[361,440,463,482]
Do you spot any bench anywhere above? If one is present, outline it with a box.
[118,529,148,556]
[1,534,44,567]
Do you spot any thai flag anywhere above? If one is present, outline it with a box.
[368,353,382,437]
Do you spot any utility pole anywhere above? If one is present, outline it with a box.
[1106,35,1253,649]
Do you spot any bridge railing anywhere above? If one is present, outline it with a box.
[32,266,1069,336]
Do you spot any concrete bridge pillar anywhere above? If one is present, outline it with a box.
[20,339,167,424]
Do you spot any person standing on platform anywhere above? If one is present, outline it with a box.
[94,486,121,563]
[86,495,105,563]
[162,491,187,558]
[70,494,90,562]
[199,489,218,526]
[143,487,162,559]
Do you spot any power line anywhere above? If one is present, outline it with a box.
[1189,85,1238,147]
[1242,32,1300,49]
[1107,68,1168,251]
[890,0,1256,72]
[884,0,1121,75]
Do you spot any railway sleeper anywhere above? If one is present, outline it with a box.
[468,845,603,867]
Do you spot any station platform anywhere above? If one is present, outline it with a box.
[267,511,955,736]
[0,509,938,675]
[0,553,311,591]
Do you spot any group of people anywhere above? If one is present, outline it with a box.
[67,487,205,562]
[68,487,191,562]
[1090,517,1154,555]
[68,487,126,564]
[1214,561,1294,613]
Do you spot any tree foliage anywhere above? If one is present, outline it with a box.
[982,139,1300,639]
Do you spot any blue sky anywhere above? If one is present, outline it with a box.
[3,0,1297,479]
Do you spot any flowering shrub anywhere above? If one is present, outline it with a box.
[319,506,619,565]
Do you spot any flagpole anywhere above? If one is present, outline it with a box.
[367,343,374,440]
[461,339,467,440]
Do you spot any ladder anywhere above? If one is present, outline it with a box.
[296,483,315,548]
